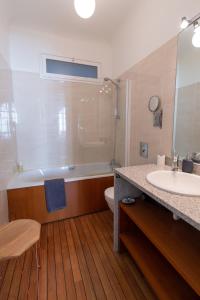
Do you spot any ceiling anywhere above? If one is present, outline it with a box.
[8,0,134,40]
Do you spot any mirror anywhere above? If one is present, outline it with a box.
[173,20,200,162]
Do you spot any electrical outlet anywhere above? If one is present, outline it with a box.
[140,142,148,158]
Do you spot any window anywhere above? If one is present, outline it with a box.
[41,55,101,83]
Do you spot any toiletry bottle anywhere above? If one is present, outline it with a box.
[182,154,193,173]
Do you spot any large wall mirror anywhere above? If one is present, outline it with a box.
[174,19,200,162]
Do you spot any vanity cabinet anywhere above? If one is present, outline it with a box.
[119,197,200,300]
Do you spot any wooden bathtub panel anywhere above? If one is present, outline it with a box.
[7,176,114,224]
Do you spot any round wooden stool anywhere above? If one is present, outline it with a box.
[0,219,41,299]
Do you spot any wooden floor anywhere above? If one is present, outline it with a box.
[0,210,156,300]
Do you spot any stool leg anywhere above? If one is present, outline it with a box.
[35,243,40,300]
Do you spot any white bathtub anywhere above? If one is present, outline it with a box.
[7,162,114,190]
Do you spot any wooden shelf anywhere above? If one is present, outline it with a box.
[120,200,200,296]
[120,231,199,300]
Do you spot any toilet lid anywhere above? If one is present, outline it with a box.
[105,187,114,200]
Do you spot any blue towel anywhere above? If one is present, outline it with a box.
[44,179,66,212]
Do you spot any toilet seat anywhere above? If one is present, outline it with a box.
[104,187,114,213]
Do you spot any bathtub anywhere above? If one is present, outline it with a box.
[7,162,114,190]
[7,162,114,224]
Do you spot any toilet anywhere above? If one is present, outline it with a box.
[105,185,143,213]
[104,187,114,213]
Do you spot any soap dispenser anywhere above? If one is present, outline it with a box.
[182,154,193,173]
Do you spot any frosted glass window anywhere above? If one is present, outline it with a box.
[46,59,98,79]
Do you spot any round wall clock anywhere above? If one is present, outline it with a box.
[148,96,160,112]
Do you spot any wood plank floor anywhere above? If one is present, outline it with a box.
[0,210,156,300]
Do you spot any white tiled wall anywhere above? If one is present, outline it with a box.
[0,2,17,223]
[12,72,115,170]
[0,54,17,223]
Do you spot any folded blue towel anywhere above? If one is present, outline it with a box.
[44,179,66,213]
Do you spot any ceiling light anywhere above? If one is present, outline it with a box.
[180,17,189,29]
[192,22,200,47]
[74,0,96,19]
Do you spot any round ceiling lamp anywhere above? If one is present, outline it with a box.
[74,0,96,19]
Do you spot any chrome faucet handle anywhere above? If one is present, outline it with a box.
[172,153,179,162]
[175,154,180,163]
[172,153,179,171]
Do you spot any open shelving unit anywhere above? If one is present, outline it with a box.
[120,198,200,300]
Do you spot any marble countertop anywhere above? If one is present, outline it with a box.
[115,164,200,231]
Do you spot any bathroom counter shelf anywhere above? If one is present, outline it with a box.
[119,198,200,300]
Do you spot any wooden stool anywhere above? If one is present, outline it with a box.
[0,219,41,299]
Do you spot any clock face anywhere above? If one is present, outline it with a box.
[148,96,160,112]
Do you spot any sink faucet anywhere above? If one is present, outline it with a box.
[172,154,179,171]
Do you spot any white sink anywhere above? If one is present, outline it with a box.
[146,170,200,196]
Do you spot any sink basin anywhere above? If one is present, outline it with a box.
[146,170,200,196]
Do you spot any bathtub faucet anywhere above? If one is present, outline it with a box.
[16,162,24,173]
[68,165,75,171]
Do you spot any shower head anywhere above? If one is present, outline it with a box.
[104,77,111,82]
[104,77,120,88]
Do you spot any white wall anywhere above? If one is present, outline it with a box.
[10,2,200,81]
[0,0,17,223]
[112,0,200,78]
[0,0,10,64]
[9,27,112,78]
